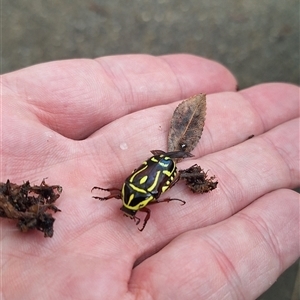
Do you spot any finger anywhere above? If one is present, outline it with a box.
[239,82,300,130]
[88,83,299,182]
[174,118,299,228]
[3,54,237,139]
[129,189,299,300]
[200,82,299,156]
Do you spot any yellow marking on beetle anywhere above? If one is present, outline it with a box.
[158,161,170,168]
[139,176,148,184]
[138,196,153,208]
[162,185,170,192]
[129,164,148,183]
[129,183,147,194]
[147,171,161,192]
[162,169,173,177]
[123,195,154,210]
[129,193,135,202]
[151,157,159,163]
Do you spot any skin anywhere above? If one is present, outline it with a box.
[1,54,299,300]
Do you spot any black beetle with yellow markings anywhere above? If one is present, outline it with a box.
[92,150,193,231]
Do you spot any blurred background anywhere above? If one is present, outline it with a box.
[2,0,299,89]
[2,1,299,299]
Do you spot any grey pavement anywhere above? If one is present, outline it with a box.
[3,0,299,89]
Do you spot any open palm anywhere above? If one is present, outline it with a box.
[2,54,299,299]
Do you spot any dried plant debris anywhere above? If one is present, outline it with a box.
[179,164,218,193]
[0,179,62,237]
[168,94,206,154]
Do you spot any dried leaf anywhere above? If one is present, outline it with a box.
[168,94,206,154]
[150,149,193,159]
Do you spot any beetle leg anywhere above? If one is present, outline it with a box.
[155,198,186,205]
[133,215,140,226]
[122,212,141,226]
[91,187,121,200]
[150,149,166,156]
[138,198,185,231]
[138,207,151,231]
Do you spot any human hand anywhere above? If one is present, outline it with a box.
[2,54,299,299]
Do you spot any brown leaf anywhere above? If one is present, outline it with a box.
[167,94,206,154]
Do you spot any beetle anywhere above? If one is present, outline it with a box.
[92,149,193,231]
